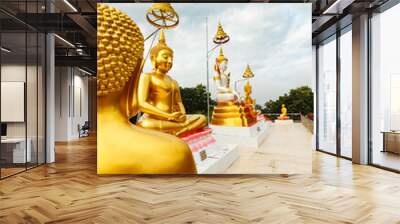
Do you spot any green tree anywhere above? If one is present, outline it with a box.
[263,86,313,115]
[180,84,216,117]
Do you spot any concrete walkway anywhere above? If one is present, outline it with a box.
[225,122,313,174]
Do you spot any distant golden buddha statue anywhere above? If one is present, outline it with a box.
[278,104,289,120]
[211,47,255,127]
[97,4,196,174]
[242,64,255,106]
[136,30,207,136]
[242,65,259,119]
[244,80,255,105]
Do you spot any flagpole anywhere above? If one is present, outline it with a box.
[206,16,210,126]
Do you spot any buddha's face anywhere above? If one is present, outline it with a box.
[154,49,173,73]
[218,60,228,72]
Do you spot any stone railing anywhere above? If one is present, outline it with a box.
[264,113,301,122]
[301,115,314,134]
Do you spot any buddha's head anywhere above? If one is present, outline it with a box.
[215,48,228,73]
[150,30,173,74]
[282,104,286,108]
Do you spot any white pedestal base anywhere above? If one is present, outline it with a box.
[196,143,239,174]
[210,120,268,148]
[183,129,239,174]
[275,119,293,125]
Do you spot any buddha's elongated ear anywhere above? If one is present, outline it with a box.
[97,4,144,97]
[150,56,157,69]
[121,58,144,118]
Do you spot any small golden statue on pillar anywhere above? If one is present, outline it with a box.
[277,104,289,120]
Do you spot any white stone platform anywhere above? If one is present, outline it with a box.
[181,128,239,174]
[196,143,239,174]
[210,120,268,148]
[274,119,294,125]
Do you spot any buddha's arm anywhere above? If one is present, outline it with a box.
[173,81,186,115]
[137,73,173,120]
[214,73,230,92]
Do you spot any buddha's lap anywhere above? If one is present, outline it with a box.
[98,126,193,161]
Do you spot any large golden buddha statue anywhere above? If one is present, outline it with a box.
[97,4,196,174]
[211,48,256,126]
[136,30,207,136]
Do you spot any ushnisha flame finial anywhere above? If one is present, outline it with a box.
[216,47,228,63]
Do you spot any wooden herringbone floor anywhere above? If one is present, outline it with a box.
[1,135,400,223]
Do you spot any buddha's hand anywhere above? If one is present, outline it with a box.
[171,112,186,122]
[178,114,187,122]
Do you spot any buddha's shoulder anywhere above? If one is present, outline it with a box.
[141,72,156,80]
[142,72,155,76]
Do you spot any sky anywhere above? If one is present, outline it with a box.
[105,3,312,104]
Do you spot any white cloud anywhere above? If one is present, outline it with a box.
[104,3,312,104]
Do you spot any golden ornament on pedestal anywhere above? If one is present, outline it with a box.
[136,30,207,136]
[97,4,196,174]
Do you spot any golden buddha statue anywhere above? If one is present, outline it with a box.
[242,64,255,106]
[136,30,207,136]
[244,80,255,106]
[242,65,259,119]
[278,104,289,120]
[211,47,255,127]
[97,4,196,174]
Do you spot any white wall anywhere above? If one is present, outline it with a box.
[54,67,89,141]
[1,63,46,164]
[1,65,41,138]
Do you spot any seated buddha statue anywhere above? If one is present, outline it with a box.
[97,4,196,174]
[136,30,207,136]
[244,81,254,105]
[211,48,255,127]
[243,80,259,119]
[278,104,289,120]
